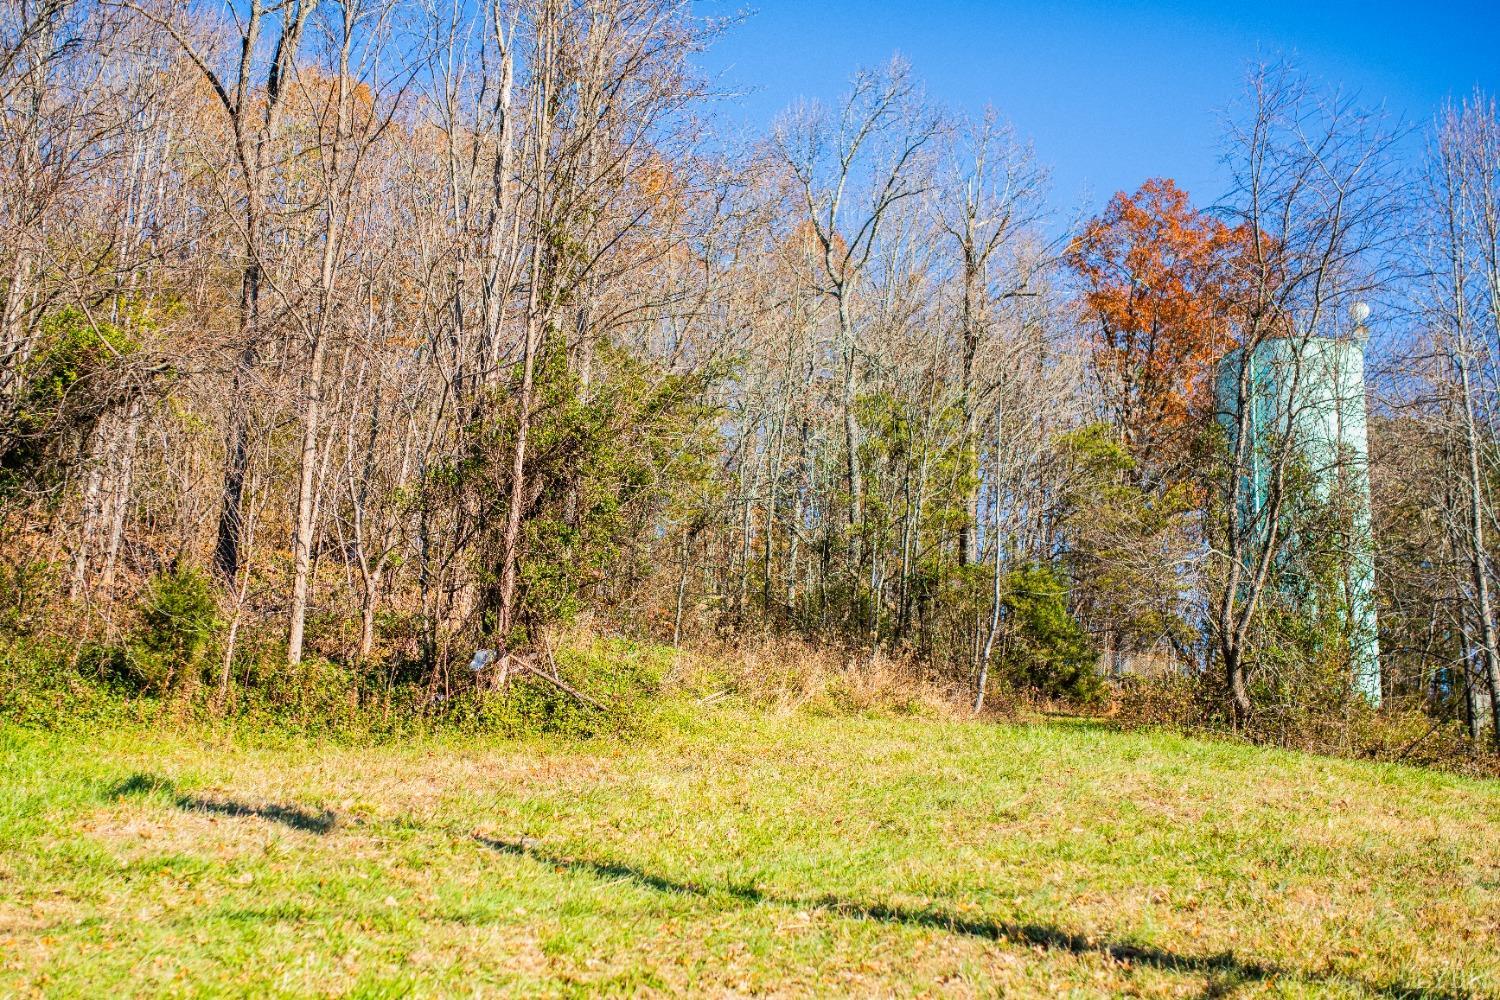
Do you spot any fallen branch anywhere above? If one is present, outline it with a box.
[469,647,607,712]
[512,655,608,712]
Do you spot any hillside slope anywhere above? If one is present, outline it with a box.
[2,711,1497,997]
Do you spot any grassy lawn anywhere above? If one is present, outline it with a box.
[2,708,1498,998]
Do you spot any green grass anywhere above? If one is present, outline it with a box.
[2,708,1498,997]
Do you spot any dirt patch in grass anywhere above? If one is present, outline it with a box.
[77,802,282,863]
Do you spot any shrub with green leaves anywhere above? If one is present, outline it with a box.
[1,306,141,503]
[1056,423,1197,657]
[0,559,62,634]
[121,566,220,696]
[453,338,720,648]
[998,561,1103,704]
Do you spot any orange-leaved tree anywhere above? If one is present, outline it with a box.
[1069,178,1252,483]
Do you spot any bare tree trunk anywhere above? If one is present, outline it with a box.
[359,565,381,659]
[495,301,541,647]
[99,398,142,597]
[1453,341,1500,745]
[673,536,689,647]
[837,293,863,531]
[214,282,258,580]
[70,427,109,600]
[974,432,1005,714]
[287,332,327,663]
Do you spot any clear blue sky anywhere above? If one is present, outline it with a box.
[691,0,1500,220]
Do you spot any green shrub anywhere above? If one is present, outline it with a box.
[1,307,141,503]
[230,654,375,732]
[118,566,220,696]
[0,636,148,728]
[448,341,720,646]
[998,562,1104,704]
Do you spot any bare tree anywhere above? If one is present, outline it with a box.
[1212,64,1406,724]
[932,108,1049,567]
[280,0,412,663]
[772,58,942,536]
[114,0,316,583]
[1425,94,1500,745]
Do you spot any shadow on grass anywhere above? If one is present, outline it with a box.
[476,836,1469,1000]
[109,772,338,834]
[109,772,179,798]
[180,796,339,834]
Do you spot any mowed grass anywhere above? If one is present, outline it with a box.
[2,709,1498,998]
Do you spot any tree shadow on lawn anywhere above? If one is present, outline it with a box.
[108,772,339,834]
[475,836,1469,1000]
[178,795,339,834]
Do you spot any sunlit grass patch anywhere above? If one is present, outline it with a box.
[1,711,1496,997]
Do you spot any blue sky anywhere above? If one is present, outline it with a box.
[691,0,1500,221]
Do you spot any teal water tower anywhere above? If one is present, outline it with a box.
[1215,304,1380,705]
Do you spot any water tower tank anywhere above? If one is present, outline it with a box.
[1215,327,1380,705]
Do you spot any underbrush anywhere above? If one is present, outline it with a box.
[6,594,1499,780]
[0,619,968,745]
[0,634,158,728]
[1113,671,1500,779]
[0,629,681,744]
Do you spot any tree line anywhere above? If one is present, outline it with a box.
[4,0,1500,751]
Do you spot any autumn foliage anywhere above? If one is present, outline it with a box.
[1069,178,1252,480]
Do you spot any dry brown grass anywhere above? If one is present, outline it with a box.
[667,631,963,717]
